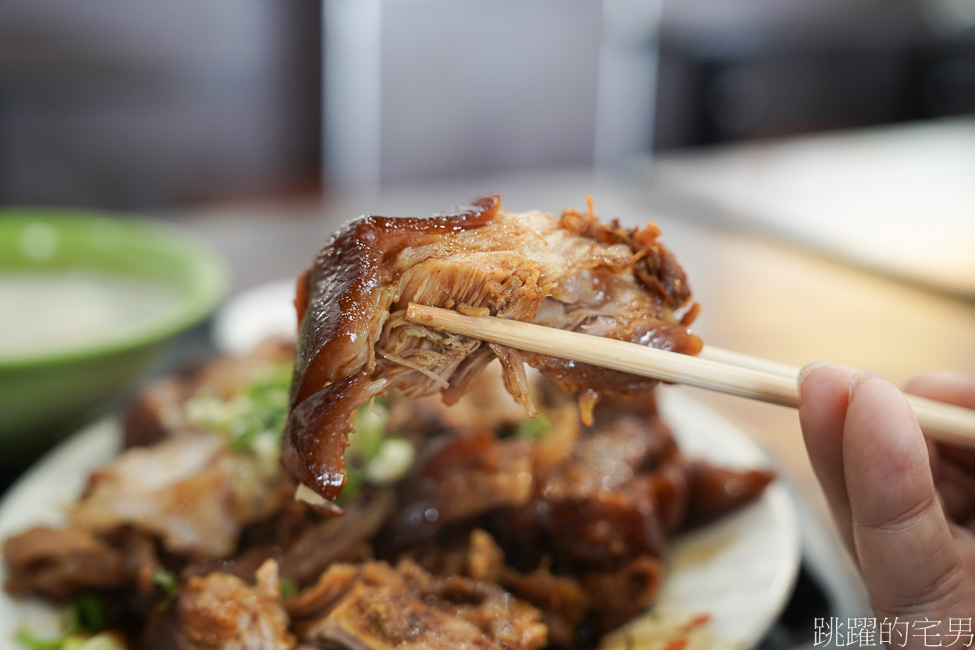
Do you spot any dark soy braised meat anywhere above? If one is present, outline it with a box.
[283,195,703,507]
[143,560,294,650]
[2,526,159,601]
[375,388,772,646]
[286,560,547,650]
[1,341,775,650]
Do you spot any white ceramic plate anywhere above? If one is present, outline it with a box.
[630,386,801,649]
[0,417,120,642]
[0,281,800,649]
[211,278,298,356]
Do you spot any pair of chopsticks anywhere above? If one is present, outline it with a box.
[405,303,975,449]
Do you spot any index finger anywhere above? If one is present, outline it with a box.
[843,372,970,618]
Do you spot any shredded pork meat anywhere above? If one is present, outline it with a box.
[283,195,703,506]
[144,560,295,650]
[70,433,290,559]
[287,560,547,650]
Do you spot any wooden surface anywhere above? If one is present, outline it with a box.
[650,116,975,299]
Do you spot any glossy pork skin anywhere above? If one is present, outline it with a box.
[283,195,702,508]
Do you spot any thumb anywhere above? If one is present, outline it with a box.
[843,371,973,619]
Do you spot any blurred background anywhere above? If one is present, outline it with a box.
[1,0,973,208]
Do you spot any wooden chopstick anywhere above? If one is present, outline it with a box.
[698,346,799,380]
[405,303,975,449]
[699,345,975,449]
[407,303,799,407]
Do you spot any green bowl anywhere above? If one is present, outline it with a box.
[0,208,228,460]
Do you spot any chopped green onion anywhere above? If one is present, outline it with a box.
[279,577,298,601]
[184,362,292,458]
[364,438,415,484]
[73,634,125,650]
[511,414,552,440]
[337,466,363,507]
[152,567,178,612]
[351,399,389,459]
[15,629,124,650]
[15,627,64,650]
[70,594,106,635]
[338,399,415,504]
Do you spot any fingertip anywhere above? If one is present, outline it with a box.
[846,372,925,468]
[849,369,882,403]
[796,361,858,551]
[843,371,936,535]
[796,362,857,422]
[796,361,858,452]
[796,360,830,398]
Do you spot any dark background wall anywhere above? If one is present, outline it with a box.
[1,0,972,208]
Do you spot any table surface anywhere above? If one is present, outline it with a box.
[649,116,975,299]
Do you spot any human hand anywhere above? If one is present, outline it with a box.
[798,363,975,647]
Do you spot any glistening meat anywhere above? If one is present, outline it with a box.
[283,195,703,507]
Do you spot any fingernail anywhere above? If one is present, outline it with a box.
[796,360,830,400]
[849,369,881,402]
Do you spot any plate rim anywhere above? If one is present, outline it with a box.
[657,386,801,647]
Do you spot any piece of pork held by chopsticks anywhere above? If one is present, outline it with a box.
[283,194,703,510]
